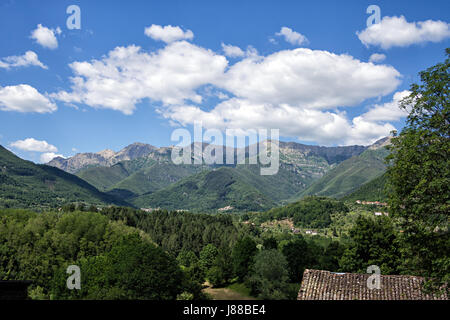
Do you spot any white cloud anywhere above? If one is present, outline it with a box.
[159,47,402,145]
[0,84,57,113]
[220,48,401,109]
[10,138,57,152]
[40,152,65,163]
[221,43,245,58]
[30,24,60,49]
[357,16,450,49]
[160,98,395,146]
[275,27,308,46]
[144,24,194,43]
[51,34,404,146]
[369,53,386,63]
[51,42,227,114]
[361,90,411,122]
[0,51,47,69]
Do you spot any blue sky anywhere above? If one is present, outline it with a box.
[0,0,449,163]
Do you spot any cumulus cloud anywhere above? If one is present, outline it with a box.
[144,24,194,43]
[160,98,395,146]
[51,42,227,114]
[369,53,386,63]
[51,33,404,145]
[357,16,450,49]
[30,24,60,49]
[221,43,245,58]
[0,51,47,69]
[0,84,57,113]
[40,152,65,163]
[361,90,411,122]
[10,138,57,152]
[275,27,308,46]
[220,48,401,109]
[159,47,402,145]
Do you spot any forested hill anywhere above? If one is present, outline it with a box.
[342,173,388,202]
[0,145,129,209]
[297,145,389,199]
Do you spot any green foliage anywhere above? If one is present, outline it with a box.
[342,173,388,202]
[262,237,278,250]
[200,244,219,271]
[320,241,345,272]
[52,234,184,300]
[339,216,401,274]
[177,249,199,268]
[132,167,275,212]
[299,147,389,199]
[252,196,348,228]
[247,249,290,299]
[210,246,234,286]
[386,48,450,293]
[0,209,185,298]
[99,207,244,257]
[232,236,257,281]
[281,236,316,282]
[0,146,127,209]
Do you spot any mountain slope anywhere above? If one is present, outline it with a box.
[71,140,367,202]
[0,146,128,209]
[342,173,388,202]
[297,140,390,199]
[132,167,275,212]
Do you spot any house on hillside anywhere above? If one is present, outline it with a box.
[297,269,447,300]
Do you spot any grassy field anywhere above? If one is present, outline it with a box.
[202,282,256,300]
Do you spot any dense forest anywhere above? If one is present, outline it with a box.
[0,199,424,300]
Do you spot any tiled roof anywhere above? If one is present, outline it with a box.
[297,269,448,300]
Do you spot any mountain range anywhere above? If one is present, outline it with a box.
[43,138,388,211]
[0,145,127,209]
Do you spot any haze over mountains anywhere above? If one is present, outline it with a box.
[42,138,389,211]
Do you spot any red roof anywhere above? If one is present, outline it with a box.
[297,269,448,300]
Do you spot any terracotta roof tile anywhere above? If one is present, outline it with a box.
[297,269,447,300]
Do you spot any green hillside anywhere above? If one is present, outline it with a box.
[76,156,159,191]
[77,162,132,191]
[342,173,388,202]
[112,162,208,196]
[77,155,209,199]
[0,145,128,209]
[248,196,349,228]
[132,166,275,212]
[297,147,389,199]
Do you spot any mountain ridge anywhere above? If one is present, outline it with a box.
[0,145,129,209]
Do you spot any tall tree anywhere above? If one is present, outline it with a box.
[386,48,449,293]
[281,236,314,282]
[231,237,257,281]
[247,249,290,300]
[339,216,401,275]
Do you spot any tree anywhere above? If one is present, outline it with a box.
[263,237,278,250]
[320,241,344,272]
[281,236,313,282]
[231,237,257,281]
[52,234,184,299]
[210,246,233,286]
[386,48,449,293]
[247,249,290,299]
[199,244,218,271]
[177,249,199,268]
[339,216,401,275]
